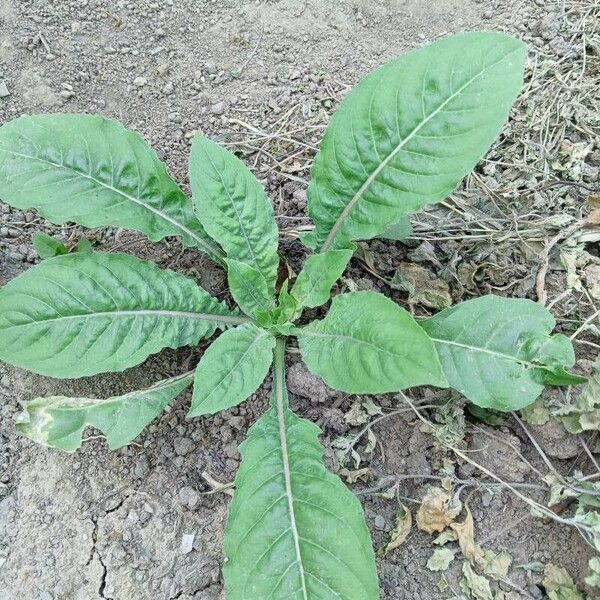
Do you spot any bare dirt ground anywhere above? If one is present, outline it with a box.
[0,1,599,599]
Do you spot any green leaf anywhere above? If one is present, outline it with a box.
[585,556,600,588]
[188,323,275,417]
[226,259,274,319]
[461,562,493,600]
[0,252,245,378]
[427,547,455,572]
[420,295,581,411]
[14,371,193,451]
[189,136,279,292]
[75,238,93,253]
[520,398,550,426]
[291,248,354,309]
[467,404,506,426]
[543,563,584,600]
[272,280,299,324]
[32,233,68,259]
[0,114,222,262]
[554,360,599,434]
[539,366,587,386]
[306,32,526,251]
[296,291,447,393]
[380,215,413,241]
[224,339,378,599]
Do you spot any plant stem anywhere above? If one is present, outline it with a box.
[273,336,287,404]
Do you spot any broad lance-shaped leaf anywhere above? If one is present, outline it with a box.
[420,295,583,411]
[226,259,274,319]
[296,291,447,393]
[224,338,379,599]
[305,32,526,251]
[291,248,354,309]
[0,252,246,378]
[32,233,68,259]
[14,372,194,452]
[190,136,279,293]
[0,114,223,262]
[189,323,275,417]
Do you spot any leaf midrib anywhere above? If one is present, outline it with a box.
[320,46,521,251]
[273,339,309,600]
[430,336,536,369]
[0,148,224,261]
[1,309,249,331]
[46,371,195,411]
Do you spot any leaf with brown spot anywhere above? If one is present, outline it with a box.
[586,196,600,226]
[427,547,455,571]
[543,564,584,600]
[338,467,371,484]
[391,262,452,310]
[450,506,485,567]
[344,400,369,426]
[416,487,461,534]
[382,505,412,556]
[483,550,512,581]
[461,562,493,600]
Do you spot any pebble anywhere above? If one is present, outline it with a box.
[374,515,386,530]
[180,533,195,554]
[133,76,147,87]
[0,81,9,98]
[210,101,225,115]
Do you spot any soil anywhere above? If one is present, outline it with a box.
[1,1,599,599]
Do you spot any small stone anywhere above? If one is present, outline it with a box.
[45,53,56,61]
[163,81,174,94]
[374,515,386,530]
[133,76,147,87]
[180,533,195,554]
[211,101,225,115]
[0,81,10,98]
